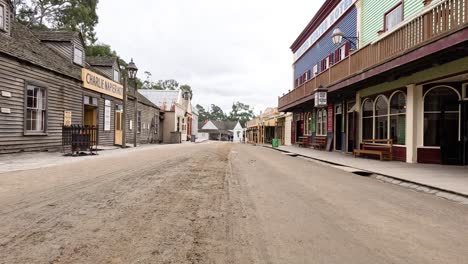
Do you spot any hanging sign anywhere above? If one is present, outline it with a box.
[293,0,357,62]
[314,91,328,107]
[82,68,123,100]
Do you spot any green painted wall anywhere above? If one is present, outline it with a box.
[361,0,425,46]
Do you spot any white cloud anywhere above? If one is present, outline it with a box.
[95,0,325,114]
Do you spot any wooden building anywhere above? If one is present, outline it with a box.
[0,0,83,153]
[278,0,468,165]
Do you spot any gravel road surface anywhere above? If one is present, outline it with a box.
[0,142,467,263]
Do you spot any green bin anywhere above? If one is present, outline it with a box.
[272,138,279,148]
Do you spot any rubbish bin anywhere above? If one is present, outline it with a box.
[272,138,279,148]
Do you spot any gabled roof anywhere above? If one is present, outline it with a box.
[212,120,239,131]
[86,56,118,67]
[139,90,181,111]
[0,23,82,80]
[32,29,86,51]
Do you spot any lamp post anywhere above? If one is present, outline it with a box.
[331,28,359,50]
[127,58,139,148]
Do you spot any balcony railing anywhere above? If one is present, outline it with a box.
[279,0,468,110]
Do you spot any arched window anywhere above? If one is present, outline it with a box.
[362,99,373,140]
[316,109,327,136]
[390,92,406,145]
[374,96,389,140]
[424,87,460,146]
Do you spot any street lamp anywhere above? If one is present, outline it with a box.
[127,58,139,148]
[331,27,359,50]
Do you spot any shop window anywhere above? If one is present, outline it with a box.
[374,96,389,140]
[424,87,460,146]
[384,3,403,32]
[137,111,142,133]
[362,99,374,140]
[73,47,83,66]
[316,109,327,136]
[390,92,406,145]
[25,85,47,133]
[0,4,5,30]
[304,112,312,135]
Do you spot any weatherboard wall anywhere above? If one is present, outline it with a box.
[293,7,357,80]
[361,0,425,46]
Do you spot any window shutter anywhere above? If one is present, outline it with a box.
[345,41,351,56]
[329,54,334,65]
[335,49,341,63]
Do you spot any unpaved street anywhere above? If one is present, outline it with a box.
[0,142,468,263]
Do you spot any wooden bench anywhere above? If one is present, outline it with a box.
[297,136,310,148]
[353,139,393,161]
[311,137,327,150]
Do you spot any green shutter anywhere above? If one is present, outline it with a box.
[311,111,316,133]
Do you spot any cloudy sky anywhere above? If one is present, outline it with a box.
[95,0,325,114]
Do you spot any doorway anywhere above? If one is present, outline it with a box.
[296,120,303,142]
[84,105,97,127]
[335,104,343,151]
[115,110,123,145]
[464,102,468,165]
[347,101,356,153]
[440,102,462,165]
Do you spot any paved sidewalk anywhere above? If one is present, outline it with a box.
[265,145,468,197]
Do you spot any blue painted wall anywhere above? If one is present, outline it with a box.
[293,7,358,80]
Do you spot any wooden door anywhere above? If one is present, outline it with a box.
[115,111,123,145]
[440,102,462,165]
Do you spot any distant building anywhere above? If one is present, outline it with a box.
[198,120,244,142]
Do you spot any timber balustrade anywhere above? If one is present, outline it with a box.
[279,0,468,109]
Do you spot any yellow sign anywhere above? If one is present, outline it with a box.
[64,111,72,127]
[82,68,123,99]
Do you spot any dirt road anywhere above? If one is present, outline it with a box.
[0,143,467,263]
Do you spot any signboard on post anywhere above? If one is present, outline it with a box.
[63,111,72,127]
[314,91,327,107]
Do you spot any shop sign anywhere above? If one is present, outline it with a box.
[82,68,123,100]
[294,0,357,62]
[63,111,72,127]
[327,104,334,133]
[315,91,328,107]
[104,100,111,131]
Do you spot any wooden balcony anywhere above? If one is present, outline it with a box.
[279,0,468,111]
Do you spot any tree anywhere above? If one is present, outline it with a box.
[209,104,226,121]
[15,0,99,44]
[228,101,255,126]
[180,84,193,99]
[155,79,179,90]
[195,104,209,122]
[85,44,116,57]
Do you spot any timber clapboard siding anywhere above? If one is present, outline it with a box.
[361,0,425,46]
[0,55,83,154]
[125,89,161,145]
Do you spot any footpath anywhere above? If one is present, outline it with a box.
[264,144,468,198]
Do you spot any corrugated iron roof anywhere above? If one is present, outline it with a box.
[139,90,180,111]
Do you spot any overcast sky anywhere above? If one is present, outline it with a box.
[95,0,325,114]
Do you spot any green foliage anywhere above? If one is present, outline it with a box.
[180,84,193,99]
[15,0,99,44]
[195,104,210,122]
[85,44,116,57]
[228,101,255,126]
[209,104,226,121]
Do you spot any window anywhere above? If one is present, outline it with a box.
[362,99,374,140]
[73,47,83,65]
[424,87,460,146]
[385,3,403,32]
[390,92,406,145]
[304,112,312,135]
[312,65,318,77]
[25,85,47,133]
[316,109,327,136]
[113,69,120,82]
[374,96,389,140]
[0,4,5,30]
[137,111,142,133]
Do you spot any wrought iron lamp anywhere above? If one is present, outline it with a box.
[331,28,359,50]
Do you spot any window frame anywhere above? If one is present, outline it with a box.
[384,2,404,32]
[23,82,48,136]
[113,68,120,83]
[316,109,327,136]
[137,111,142,134]
[0,3,5,31]
[73,45,83,66]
